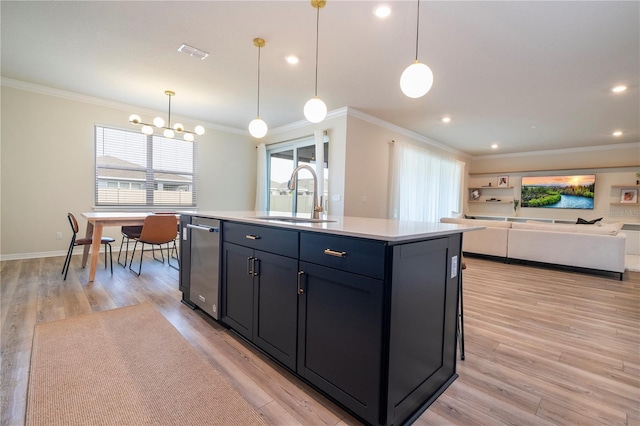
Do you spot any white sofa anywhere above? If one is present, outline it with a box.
[440,217,627,279]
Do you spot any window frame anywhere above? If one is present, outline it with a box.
[94,124,197,209]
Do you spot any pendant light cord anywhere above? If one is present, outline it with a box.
[256,45,261,117]
[314,4,320,97]
[167,93,172,127]
[414,0,420,61]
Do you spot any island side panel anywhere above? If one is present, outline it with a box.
[386,233,461,425]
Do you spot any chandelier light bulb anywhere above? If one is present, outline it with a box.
[249,118,268,138]
[304,97,327,123]
[400,61,433,98]
[184,133,194,142]
[194,125,205,136]
[163,128,175,139]
[173,123,184,132]
[141,125,154,135]
[153,117,165,128]
[129,114,141,124]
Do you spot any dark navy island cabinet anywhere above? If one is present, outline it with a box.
[190,219,462,426]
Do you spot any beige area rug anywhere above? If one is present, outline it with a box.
[26,303,267,426]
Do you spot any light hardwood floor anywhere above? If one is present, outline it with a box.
[2,253,639,425]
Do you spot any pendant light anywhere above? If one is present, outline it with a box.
[400,0,433,98]
[248,38,268,139]
[128,91,205,141]
[304,0,327,123]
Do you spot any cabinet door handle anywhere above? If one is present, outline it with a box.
[297,271,305,295]
[252,258,259,277]
[324,248,347,258]
[247,256,254,275]
[245,234,261,240]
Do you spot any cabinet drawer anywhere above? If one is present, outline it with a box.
[223,222,298,258]
[300,232,386,279]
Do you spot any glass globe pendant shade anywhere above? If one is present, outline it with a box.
[400,61,434,98]
[248,117,268,139]
[173,123,184,132]
[163,128,175,139]
[141,125,154,135]
[194,125,205,136]
[304,96,327,123]
[129,114,141,124]
[183,133,194,142]
[153,117,165,128]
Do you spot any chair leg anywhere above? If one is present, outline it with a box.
[106,243,113,275]
[117,235,130,267]
[129,241,144,276]
[168,240,179,271]
[62,237,76,281]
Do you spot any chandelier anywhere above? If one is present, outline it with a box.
[128,91,205,142]
[303,0,327,123]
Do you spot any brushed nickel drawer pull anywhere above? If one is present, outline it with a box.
[245,234,261,240]
[324,248,347,258]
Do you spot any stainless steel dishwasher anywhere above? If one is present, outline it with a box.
[187,217,220,319]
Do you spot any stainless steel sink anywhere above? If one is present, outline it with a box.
[248,216,336,224]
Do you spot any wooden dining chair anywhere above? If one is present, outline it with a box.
[62,212,114,280]
[128,214,178,276]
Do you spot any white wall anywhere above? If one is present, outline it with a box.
[1,85,256,259]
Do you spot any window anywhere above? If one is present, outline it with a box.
[95,126,196,207]
[267,137,328,214]
[389,139,464,222]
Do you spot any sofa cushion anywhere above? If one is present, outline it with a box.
[440,217,512,228]
[511,221,619,235]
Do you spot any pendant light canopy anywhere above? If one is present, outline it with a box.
[304,0,327,123]
[400,0,433,98]
[248,37,268,138]
[129,91,204,141]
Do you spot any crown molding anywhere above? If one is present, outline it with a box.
[472,142,640,161]
[345,107,470,159]
[268,107,349,135]
[1,77,245,135]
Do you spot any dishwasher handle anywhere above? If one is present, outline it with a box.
[187,223,220,233]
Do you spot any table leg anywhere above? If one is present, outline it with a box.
[81,221,94,267]
[88,223,103,282]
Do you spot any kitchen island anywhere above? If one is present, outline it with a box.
[179,211,482,426]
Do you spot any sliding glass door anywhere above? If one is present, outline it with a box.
[267,138,328,215]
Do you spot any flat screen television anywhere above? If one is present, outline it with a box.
[521,175,595,209]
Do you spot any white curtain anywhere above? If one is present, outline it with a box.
[389,139,464,222]
[254,143,267,211]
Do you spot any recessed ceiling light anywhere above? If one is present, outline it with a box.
[611,85,627,93]
[613,130,623,136]
[285,55,299,65]
[374,5,391,18]
[442,117,451,123]
[491,143,499,149]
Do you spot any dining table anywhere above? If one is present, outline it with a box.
[81,212,180,282]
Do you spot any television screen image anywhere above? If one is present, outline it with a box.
[521,175,595,209]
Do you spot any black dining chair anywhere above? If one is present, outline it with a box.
[128,214,179,276]
[117,225,143,267]
[62,212,115,280]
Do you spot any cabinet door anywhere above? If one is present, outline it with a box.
[297,261,383,425]
[253,251,299,370]
[221,242,254,340]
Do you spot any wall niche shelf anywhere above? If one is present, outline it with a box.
[609,185,640,206]
[468,185,515,204]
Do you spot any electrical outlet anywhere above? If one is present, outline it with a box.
[56,231,62,240]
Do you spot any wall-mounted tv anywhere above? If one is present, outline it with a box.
[521,175,595,209]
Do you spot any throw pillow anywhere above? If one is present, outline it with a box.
[576,217,602,225]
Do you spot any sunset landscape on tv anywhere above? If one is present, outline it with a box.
[521,175,595,209]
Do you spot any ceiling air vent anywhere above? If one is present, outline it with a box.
[177,44,209,60]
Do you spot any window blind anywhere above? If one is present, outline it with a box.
[95,126,196,207]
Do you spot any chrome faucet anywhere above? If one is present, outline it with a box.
[288,164,323,219]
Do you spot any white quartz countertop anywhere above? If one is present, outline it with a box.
[180,211,484,243]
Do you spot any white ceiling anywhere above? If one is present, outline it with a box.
[2,1,638,156]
